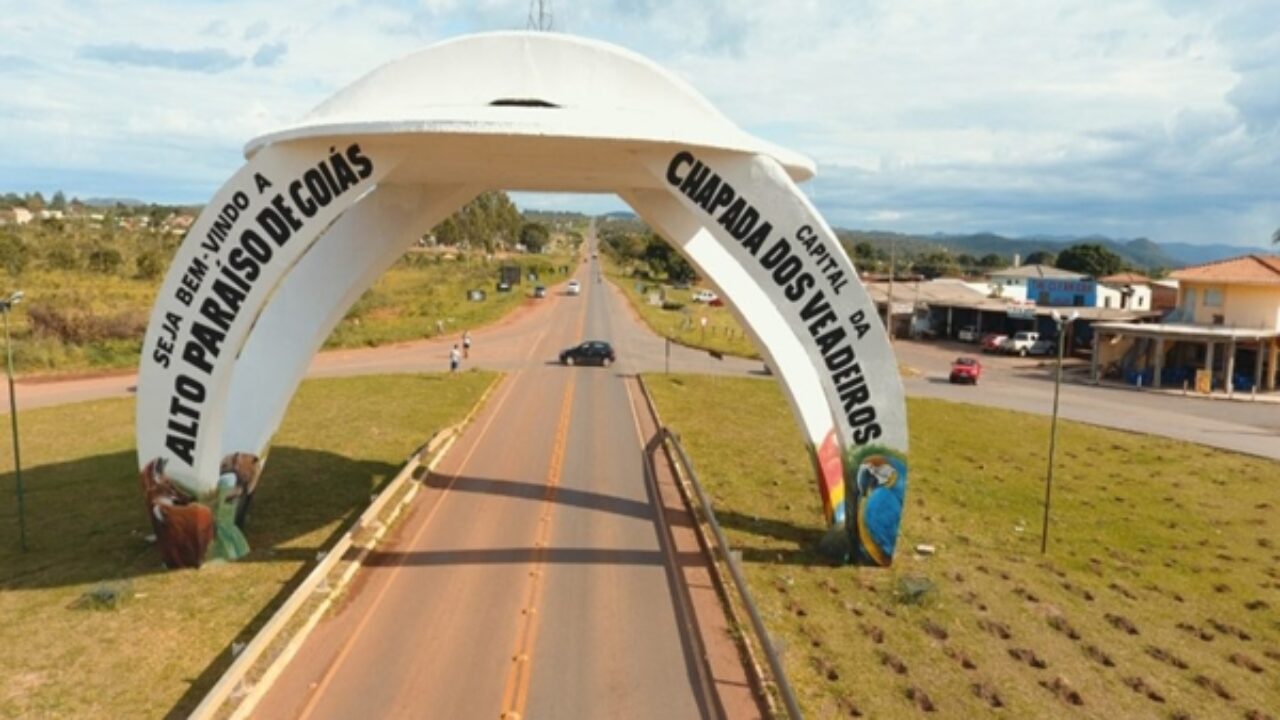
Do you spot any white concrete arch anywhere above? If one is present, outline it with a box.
[136,32,907,568]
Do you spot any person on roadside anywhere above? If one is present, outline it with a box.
[449,344,461,373]
[462,330,472,359]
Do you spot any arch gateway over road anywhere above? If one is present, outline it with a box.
[135,31,909,568]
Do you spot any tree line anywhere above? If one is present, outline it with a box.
[597,217,694,282]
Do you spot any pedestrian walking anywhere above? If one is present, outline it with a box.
[462,330,472,359]
[449,345,461,372]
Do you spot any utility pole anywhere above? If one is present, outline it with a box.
[3,291,26,551]
[883,238,896,343]
[527,0,554,30]
[1041,310,1077,554]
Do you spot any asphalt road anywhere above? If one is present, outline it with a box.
[252,237,753,719]
[894,340,1280,459]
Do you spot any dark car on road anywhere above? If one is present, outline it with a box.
[560,341,616,367]
[533,285,547,298]
[949,356,982,384]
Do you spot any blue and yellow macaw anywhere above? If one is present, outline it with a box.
[846,445,907,567]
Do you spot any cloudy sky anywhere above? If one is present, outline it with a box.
[1,0,1276,246]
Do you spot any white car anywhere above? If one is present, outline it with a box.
[1000,331,1055,357]
[566,279,581,296]
[691,289,718,303]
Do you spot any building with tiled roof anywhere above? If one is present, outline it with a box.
[1092,254,1279,395]
[1170,254,1280,286]
[1099,272,1151,284]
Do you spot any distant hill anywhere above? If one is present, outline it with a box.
[833,229,1268,271]
[1158,242,1274,267]
[81,197,147,208]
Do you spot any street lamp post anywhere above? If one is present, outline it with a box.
[1041,309,1077,555]
[3,291,26,551]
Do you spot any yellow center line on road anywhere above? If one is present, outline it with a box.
[498,271,591,720]
[497,372,575,720]
[294,369,520,720]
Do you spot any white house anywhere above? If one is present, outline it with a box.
[1098,273,1154,311]
[985,264,1088,302]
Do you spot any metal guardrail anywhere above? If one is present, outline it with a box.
[657,427,804,720]
[190,429,447,720]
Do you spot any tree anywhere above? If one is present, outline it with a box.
[1024,250,1056,266]
[1055,243,1123,277]
[978,252,1006,268]
[1272,227,1278,245]
[642,235,693,282]
[913,250,958,279]
[519,222,550,253]
[50,191,67,212]
[0,231,29,276]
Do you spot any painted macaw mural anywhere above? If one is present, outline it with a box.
[816,432,908,566]
[848,445,908,566]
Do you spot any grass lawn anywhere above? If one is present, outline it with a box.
[645,374,1279,719]
[0,372,497,718]
[603,259,759,360]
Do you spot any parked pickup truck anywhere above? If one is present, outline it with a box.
[1000,331,1055,357]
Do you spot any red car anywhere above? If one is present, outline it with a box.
[949,356,982,384]
[980,333,1007,353]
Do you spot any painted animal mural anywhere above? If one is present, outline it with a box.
[139,453,263,567]
[139,458,214,569]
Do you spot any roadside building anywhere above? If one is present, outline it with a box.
[1098,273,1154,311]
[1091,254,1280,394]
[1,207,34,225]
[986,264,1087,301]
[1150,279,1179,311]
[866,280,1154,347]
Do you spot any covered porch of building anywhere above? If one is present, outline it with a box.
[1090,322,1280,396]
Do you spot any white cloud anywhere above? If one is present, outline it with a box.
[0,0,1274,245]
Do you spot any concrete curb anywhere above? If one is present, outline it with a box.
[190,373,504,720]
[635,374,782,718]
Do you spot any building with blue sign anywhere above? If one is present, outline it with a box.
[1027,277,1098,307]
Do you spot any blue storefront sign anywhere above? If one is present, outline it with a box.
[1027,277,1096,307]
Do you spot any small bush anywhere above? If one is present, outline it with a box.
[86,246,123,275]
[43,241,79,270]
[893,575,937,606]
[134,249,165,279]
[27,305,148,344]
[72,581,134,611]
